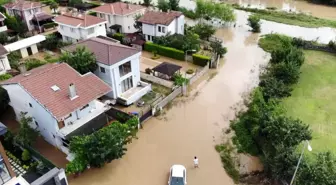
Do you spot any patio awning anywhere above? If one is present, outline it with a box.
[109,24,122,30]
[0,122,7,136]
[32,12,53,22]
[152,62,182,77]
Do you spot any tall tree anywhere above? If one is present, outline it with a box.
[0,86,9,116]
[168,0,179,10]
[5,15,28,37]
[191,23,216,40]
[49,2,59,13]
[157,0,169,12]
[195,0,235,22]
[60,46,97,75]
[15,112,39,146]
[143,0,151,7]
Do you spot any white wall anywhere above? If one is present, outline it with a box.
[176,15,184,34]
[57,23,107,43]
[2,84,59,146]
[23,7,43,31]
[0,55,10,75]
[62,101,96,126]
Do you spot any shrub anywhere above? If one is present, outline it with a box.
[21,149,31,161]
[0,74,12,81]
[144,42,185,60]
[173,73,189,86]
[145,68,152,74]
[215,144,240,183]
[186,69,194,74]
[43,22,57,29]
[192,54,210,67]
[178,7,199,19]
[109,33,124,43]
[247,14,261,33]
[25,59,46,70]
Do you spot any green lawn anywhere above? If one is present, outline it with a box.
[282,50,336,154]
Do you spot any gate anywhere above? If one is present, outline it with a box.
[140,109,152,123]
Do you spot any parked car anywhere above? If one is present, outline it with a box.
[168,165,187,185]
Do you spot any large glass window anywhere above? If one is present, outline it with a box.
[121,76,133,93]
[119,61,131,76]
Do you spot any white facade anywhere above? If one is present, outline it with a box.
[2,84,108,155]
[6,7,43,31]
[94,52,151,105]
[57,23,107,43]
[0,55,10,75]
[142,15,184,41]
[95,9,146,33]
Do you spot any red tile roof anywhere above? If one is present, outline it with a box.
[54,12,106,28]
[62,37,140,66]
[138,11,183,25]
[2,63,112,121]
[3,0,43,10]
[90,2,146,16]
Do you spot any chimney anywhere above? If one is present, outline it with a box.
[69,83,78,100]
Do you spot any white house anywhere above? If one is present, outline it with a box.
[53,12,107,43]
[4,35,46,58]
[1,63,112,155]
[3,0,45,31]
[0,12,7,33]
[0,45,10,75]
[62,36,151,105]
[138,11,184,41]
[90,2,146,34]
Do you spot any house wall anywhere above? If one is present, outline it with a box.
[0,55,10,75]
[23,7,43,31]
[57,23,107,43]
[176,15,184,34]
[1,84,59,146]
[142,23,155,41]
[62,101,96,126]
[94,52,141,99]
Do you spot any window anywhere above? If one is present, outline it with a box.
[70,27,75,32]
[158,26,161,32]
[29,103,32,107]
[128,26,130,30]
[80,104,89,111]
[147,35,150,41]
[88,27,94,34]
[119,61,131,76]
[162,27,165,33]
[121,76,133,93]
[35,121,39,126]
[100,66,105,73]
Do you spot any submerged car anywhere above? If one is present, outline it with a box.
[168,165,187,185]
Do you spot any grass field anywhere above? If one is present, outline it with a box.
[281,50,336,154]
[235,6,336,28]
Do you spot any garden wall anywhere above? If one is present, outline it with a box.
[189,65,210,85]
[140,72,174,88]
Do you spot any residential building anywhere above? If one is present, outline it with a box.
[1,63,112,155]
[90,2,146,33]
[4,35,46,59]
[62,37,151,105]
[138,11,184,41]
[0,13,7,33]
[0,45,10,75]
[3,0,46,31]
[53,12,107,43]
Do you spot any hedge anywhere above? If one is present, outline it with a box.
[192,54,210,67]
[144,42,185,61]
[0,74,12,81]
[43,22,57,29]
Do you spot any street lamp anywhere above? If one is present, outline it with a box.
[289,140,312,185]
[185,49,196,62]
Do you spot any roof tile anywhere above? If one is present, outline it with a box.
[3,0,43,10]
[138,11,182,25]
[54,12,106,28]
[90,2,146,15]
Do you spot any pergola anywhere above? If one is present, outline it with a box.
[152,62,182,80]
[32,12,54,33]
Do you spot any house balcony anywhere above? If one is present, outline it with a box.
[118,81,152,105]
[58,100,110,139]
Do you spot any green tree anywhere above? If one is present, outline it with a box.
[247,14,261,33]
[143,0,151,6]
[0,86,9,116]
[269,61,301,85]
[66,118,138,174]
[259,76,292,101]
[60,46,97,75]
[0,32,8,44]
[15,112,39,146]
[195,0,235,22]
[157,0,169,12]
[5,15,28,37]
[133,14,142,32]
[191,23,215,40]
[168,0,179,10]
[210,40,227,58]
[42,34,60,50]
[7,51,21,70]
[49,2,59,13]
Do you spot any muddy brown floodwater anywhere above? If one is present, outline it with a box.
[69,11,270,185]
